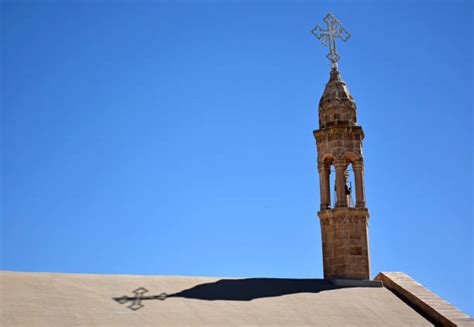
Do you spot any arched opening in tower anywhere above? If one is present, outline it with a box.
[329,165,336,208]
[344,163,356,208]
[329,161,356,208]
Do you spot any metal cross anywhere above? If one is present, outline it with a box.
[311,13,351,65]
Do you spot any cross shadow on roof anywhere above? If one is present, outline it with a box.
[114,278,346,310]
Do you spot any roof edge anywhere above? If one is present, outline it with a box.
[375,272,473,327]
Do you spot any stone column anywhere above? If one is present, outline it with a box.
[335,159,347,207]
[353,160,366,208]
[319,164,331,210]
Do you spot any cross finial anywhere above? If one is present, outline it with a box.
[311,13,351,68]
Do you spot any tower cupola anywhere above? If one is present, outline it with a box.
[319,68,357,128]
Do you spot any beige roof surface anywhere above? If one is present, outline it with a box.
[1,271,433,326]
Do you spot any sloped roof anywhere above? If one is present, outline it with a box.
[377,272,473,327]
[0,271,437,326]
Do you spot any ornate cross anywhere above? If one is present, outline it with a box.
[311,13,351,65]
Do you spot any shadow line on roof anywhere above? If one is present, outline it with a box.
[114,277,351,310]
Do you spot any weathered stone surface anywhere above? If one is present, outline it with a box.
[314,67,370,279]
[319,208,370,280]
[1,271,434,326]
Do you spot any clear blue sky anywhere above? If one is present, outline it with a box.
[2,0,472,316]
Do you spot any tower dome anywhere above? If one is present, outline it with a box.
[318,67,357,128]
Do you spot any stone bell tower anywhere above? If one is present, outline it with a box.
[311,13,370,280]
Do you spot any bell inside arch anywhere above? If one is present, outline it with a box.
[344,168,355,208]
[331,165,355,208]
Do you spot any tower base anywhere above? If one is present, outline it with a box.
[318,207,370,280]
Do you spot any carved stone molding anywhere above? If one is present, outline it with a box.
[313,126,365,145]
[333,149,346,161]
[353,158,364,170]
[318,207,369,226]
[317,162,331,172]
[319,215,368,226]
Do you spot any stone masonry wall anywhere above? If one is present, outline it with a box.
[319,208,370,280]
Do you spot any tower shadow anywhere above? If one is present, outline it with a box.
[166,278,337,301]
